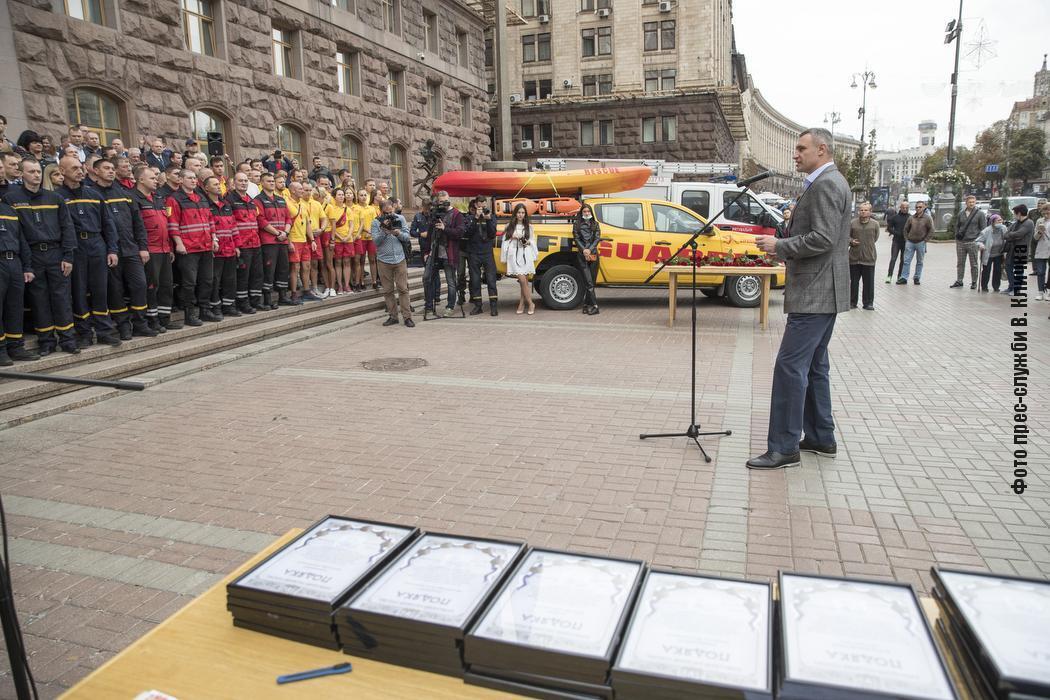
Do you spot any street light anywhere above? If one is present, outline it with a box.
[850,70,877,161]
[823,111,841,153]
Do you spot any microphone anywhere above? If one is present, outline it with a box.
[736,171,773,188]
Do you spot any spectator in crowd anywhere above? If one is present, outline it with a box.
[263,149,293,174]
[114,156,135,189]
[1033,203,1050,301]
[184,138,201,160]
[18,131,52,167]
[55,155,120,347]
[573,202,601,315]
[145,138,172,170]
[284,179,314,304]
[951,194,985,289]
[0,115,14,151]
[848,201,879,310]
[94,157,155,338]
[364,178,377,204]
[60,144,79,160]
[1003,204,1034,296]
[82,131,102,159]
[209,156,229,195]
[326,185,354,294]
[346,188,367,291]
[226,170,263,313]
[127,147,142,167]
[975,213,1007,293]
[254,171,291,308]
[4,158,79,355]
[41,135,57,163]
[111,138,127,157]
[167,169,220,326]
[275,170,289,200]
[157,164,182,203]
[244,164,261,198]
[898,200,932,285]
[0,152,20,197]
[462,195,498,315]
[309,177,333,298]
[884,200,908,283]
[373,199,413,327]
[501,203,538,315]
[68,126,87,162]
[169,151,184,170]
[204,174,239,319]
[307,157,332,185]
[336,169,354,192]
[356,187,380,290]
[0,193,39,364]
[131,163,179,332]
[43,164,63,191]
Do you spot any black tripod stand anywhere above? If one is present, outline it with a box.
[639,177,770,461]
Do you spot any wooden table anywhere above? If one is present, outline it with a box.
[61,530,515,700]
[666,265,783,330]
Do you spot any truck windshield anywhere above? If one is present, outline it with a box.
[653,204,703,233]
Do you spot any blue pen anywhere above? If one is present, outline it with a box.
[276,662,352,684]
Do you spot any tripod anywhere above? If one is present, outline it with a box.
[639,182,768,461]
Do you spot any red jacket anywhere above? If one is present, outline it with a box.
[254,191,289,245]
[208,196,238,258]
[226,190,260,249]
[166,189,214,254]
[130,187,171,254]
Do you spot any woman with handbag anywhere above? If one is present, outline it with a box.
[573,203,602,315]
[500,203,538,314]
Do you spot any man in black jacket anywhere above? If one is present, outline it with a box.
[1004,204,1035,296]
[462,196,499,316]
[94,157,156,339]
[0,200,39,364]
[884,200,908,283]
[422,191,464,317]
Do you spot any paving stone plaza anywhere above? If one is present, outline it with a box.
[1,242,1048,696]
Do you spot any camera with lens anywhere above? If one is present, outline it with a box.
[378,212,401,230]
[431,199,451,218]
[481,206,491,217]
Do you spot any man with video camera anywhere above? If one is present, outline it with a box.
[371,199,413,327]
[422,190,464,317]
[462,195,499,316]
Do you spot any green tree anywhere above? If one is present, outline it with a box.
[841,129,877,193]
[1008,127,1048,186]
[968,126,1005,185]
[920,147,949,181]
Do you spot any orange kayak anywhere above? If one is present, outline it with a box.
[433,166,651,197]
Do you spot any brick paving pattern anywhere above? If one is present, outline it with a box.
[1,242,1048,696]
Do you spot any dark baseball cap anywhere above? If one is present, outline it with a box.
[185,138,197,145]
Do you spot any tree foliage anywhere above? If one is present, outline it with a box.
[840,129,877,193]
[1008,127,1048,185]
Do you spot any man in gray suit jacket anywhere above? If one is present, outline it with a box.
[747,128,852,470]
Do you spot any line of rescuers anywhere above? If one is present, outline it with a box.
[0,153,290,366]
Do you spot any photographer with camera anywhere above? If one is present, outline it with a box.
[263,149,293,175]
[371,199,414,327]
[462,196,499,316]
[422,190,464,317]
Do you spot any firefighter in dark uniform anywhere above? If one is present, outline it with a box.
[55,154,121,347]
[462,196,499,316]
[2,158,79,355]
[0,200,40,365]
[93,157,156,339]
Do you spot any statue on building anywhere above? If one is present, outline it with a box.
[413,139,441,198]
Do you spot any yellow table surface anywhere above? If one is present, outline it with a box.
[62,529,516,699]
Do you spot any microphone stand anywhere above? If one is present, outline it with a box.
[639,179,767,461]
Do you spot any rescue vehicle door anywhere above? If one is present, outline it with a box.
[647,203,723,286]
[591,201,651,283]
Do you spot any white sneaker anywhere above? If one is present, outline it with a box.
[1037,292,1045,301]
[324,288,334,298]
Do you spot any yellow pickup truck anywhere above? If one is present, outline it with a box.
[493,197,786,309]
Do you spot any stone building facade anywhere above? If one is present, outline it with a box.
[485,0,744,165]
[4,0,490,201]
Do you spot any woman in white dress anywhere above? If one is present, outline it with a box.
[501,204,539,314]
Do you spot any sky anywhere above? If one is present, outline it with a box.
[732,0,1048,153]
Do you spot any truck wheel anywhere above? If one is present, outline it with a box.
[538,265,585,310]
[724,275,762,308]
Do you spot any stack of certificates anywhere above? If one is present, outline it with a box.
[226,516,418,649]
[336,533,526,676]
[776,573,957,700]
[931,568,1050,699]
[463,549,645,699]
[611,571,773,699]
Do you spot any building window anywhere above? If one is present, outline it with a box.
[539,123,552,145]
[662,115,677,141]
[599,119,613,145]
[580,121,594,146]
[580,0,610,9]
[277,124,303,164]
[597,26,611,55]
[582,75,596,96]
[381,0,400,35]
[423,10,438,53]
[661,20,676,49]
[521,125,534,146]
[460,156,473,171]
[456,29,468,67]
[583,26,611,57]
[520,0,548,16]
[460,95,471,128]
[65,0,106,26]
[332,0,353,10]
[644,68,676,92]
[522,34,535,62]
[389,144,407,202]
[272,28,297,78]
[189,109,226,144]
[582,74,612,96]
[182,0,215,56]
[67,88,124,145]
[339,135,362,183]
[644,21,675,51]
[642,117,656,143]
[599,74,612,94]
[427,81,441,120]
[484,36,493,67]
[387,68,404,108]
[336,51,360,95]
[523,78,552,100]
[522,33,550,63]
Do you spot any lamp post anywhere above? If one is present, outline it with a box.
[823,111,841,153]
[850,70,877,160]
